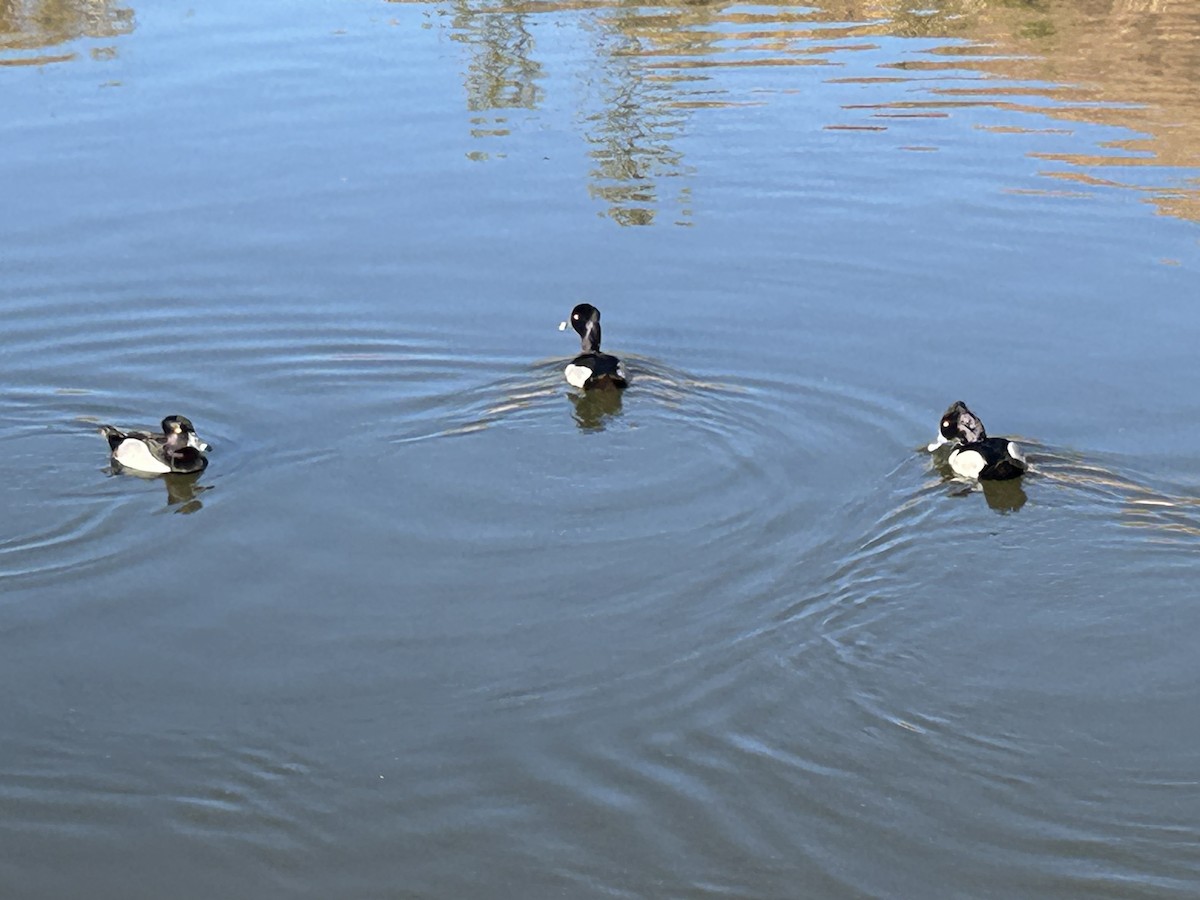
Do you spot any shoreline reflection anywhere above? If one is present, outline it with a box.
[394,0,1200,225]
[0,0,135,66]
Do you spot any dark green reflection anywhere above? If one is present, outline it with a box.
[932,450,1028,514]
[109,466,211,514]
[981,478,1028,514]
[568,386,623,432]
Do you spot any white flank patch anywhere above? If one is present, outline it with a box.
[564,363,592,388]
[1008,441,1025,464]
[113,439,171,474]
[949,448,986,480]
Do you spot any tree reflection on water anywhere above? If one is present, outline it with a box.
[0,0,134,65]
[7,0,1200,225]
[399,0,1200,225]
[448,0,543,154]
[581,13,691,227]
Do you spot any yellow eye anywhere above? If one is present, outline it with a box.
[941,420,949,428]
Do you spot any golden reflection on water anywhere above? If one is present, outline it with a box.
[397,0,1200,224]
[0,0,134,65]
[450,0,544,154]
[8,0,1200,224]
[582,9,692,227]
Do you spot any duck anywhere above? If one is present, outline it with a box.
[929,401,1026,481]
[100,415,211,474]
[558,302,628,390]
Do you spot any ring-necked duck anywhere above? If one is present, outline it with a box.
[929,401,1026,481]
[558,303,628,390]
[100,415,211,474]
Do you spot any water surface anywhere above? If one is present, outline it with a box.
[2,0,1200,897]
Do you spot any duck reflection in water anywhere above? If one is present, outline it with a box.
[568,387,624,432]
[942,475,1028,514]
[108,466,212,514]
[981,478,1027,513]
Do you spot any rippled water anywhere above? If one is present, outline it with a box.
[3,0,1200,897]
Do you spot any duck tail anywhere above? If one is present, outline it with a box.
[1008,441,1028,472]
[590,373,628,390]
[989,449,1028,481]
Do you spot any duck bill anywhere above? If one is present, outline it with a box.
[187,432,211,453]
[927,433,950,452]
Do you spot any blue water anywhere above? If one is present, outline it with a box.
[2,1,1200,897]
